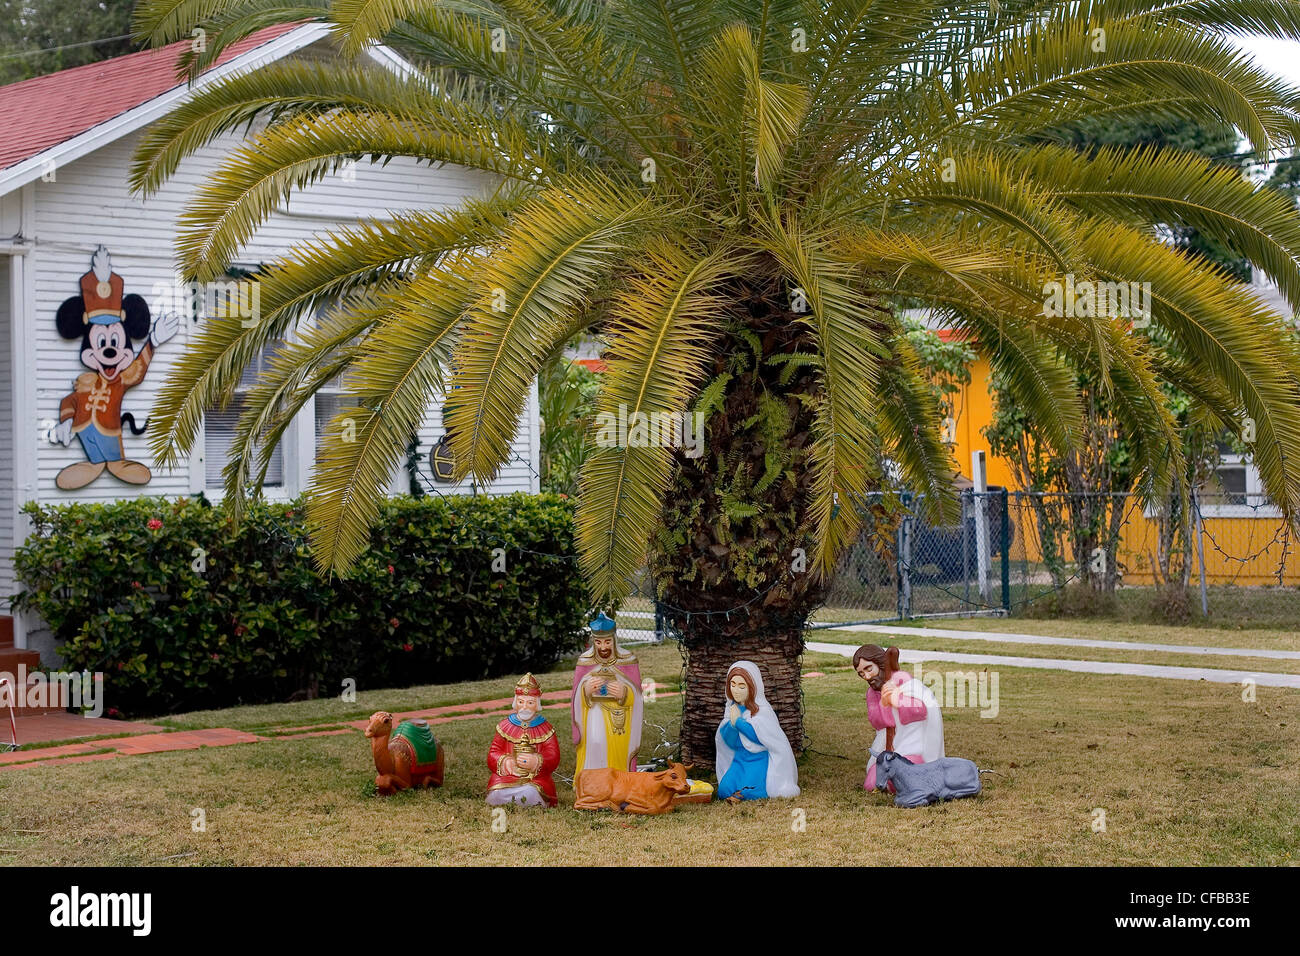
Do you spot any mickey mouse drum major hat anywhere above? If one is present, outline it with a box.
[80,246,125,325]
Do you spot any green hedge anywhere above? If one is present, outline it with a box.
[13,493,587,717]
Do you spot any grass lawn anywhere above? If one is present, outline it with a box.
[811,623,1300,675]
[816,585,1300,633]
[922,617,1300,653]
[1,640,1296,865]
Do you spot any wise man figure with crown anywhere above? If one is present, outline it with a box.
[486,673,561,807]
[571,612,643,800]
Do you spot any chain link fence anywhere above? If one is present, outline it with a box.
[815,490,1300,626]
[613,490,1298,635]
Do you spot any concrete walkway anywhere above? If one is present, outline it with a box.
[806,641,1300,688]
[816,621,1300,660]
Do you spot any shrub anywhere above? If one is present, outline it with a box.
[1022,580,1118,619]
[1149,584,1194,625]
[13,493,587,717]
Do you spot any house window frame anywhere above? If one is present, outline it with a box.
[1139,454,1281,521]
[1194,454,1281,519]
[193,265,302,502]
[310,369,347,469]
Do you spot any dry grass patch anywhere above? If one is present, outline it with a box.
[1,665,1294,866]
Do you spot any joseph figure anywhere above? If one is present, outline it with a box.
[571,613,643,795]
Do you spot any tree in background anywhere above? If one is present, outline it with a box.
[538,352,600,497]
[1265,145,1300,206]
[0,0,136,85]
[983,114,1270,604]
[903,316,977,452]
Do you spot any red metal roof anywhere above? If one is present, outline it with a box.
[0,23,308,172]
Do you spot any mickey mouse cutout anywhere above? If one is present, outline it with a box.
[52,246,180,490]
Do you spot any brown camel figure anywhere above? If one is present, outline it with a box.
[364,711,445,796]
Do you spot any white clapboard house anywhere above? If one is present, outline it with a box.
[0,23,539,662]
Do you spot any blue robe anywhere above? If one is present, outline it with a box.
[717,709,769,800]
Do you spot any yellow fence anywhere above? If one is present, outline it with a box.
[1008,493,1297,588]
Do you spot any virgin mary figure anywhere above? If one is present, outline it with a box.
[714,660,800,801]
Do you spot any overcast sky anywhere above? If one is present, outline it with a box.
[1227,35,1300,167]
[1237,34,1300,87]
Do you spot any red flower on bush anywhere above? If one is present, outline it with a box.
[132,581,142,589]
[389,617,400,628]
[402,643,413,652]
[386,564,395,575]
[234,624,247,637]
[210,653,220,661]
[147,518,163,530]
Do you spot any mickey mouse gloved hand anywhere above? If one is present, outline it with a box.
[150,311,181,348]
[53,418,74,446]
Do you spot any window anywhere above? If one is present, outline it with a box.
[204,343,285,489]
[1198,456,1248,507]
[1196,443,1278,517]
[314,373,346,461]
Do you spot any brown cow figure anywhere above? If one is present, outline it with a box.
[575,762,693,814]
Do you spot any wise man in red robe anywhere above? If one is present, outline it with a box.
[486,673,561,807]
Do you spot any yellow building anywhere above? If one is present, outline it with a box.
[943,333,1297,587]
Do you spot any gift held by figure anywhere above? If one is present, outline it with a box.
[675,778,715,805]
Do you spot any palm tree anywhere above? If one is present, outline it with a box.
[133,0,1300,765]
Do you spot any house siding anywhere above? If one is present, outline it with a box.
[949,347,1298,586]
[0,258,13,608]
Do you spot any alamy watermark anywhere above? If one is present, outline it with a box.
[0,666,104,718]
[592,404,705,458]
[151,278,261,328]
[912,661,999,718]
[1043,273,1152,325]
[49,886,150,936]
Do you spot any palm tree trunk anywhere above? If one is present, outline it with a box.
[676,620,807,767]
[649,269,828,768]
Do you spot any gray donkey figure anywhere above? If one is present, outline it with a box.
[870,749,984,808]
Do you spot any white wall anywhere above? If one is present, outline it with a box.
[0,257,13,607]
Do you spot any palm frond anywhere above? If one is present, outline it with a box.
[447,176,654,483]
[876,330,959,520]
[1078,220,1300,512]
[576,243,739,601]
[1013,142,1300,311]
[761,214,888,575]
[305,254,477,573]
[222,300,378,511]
[174,108,538,281]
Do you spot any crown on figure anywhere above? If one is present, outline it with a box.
[514,673,541,697]
[589,612,616,636]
